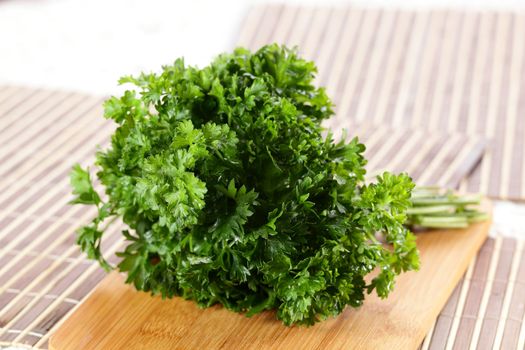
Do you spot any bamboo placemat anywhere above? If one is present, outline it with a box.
[331,122,487,189]
[0,86,125,349]
[0,84,491,350]
[237,5,525,201]
[421,236,525,350]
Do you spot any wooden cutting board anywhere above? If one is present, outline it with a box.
[50,206,491,350]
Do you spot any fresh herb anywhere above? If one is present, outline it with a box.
[70,44,421,325]
[407,187,488,228]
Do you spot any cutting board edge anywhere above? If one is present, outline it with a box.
[409,215,491,349]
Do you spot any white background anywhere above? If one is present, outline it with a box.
[1,0,525,94]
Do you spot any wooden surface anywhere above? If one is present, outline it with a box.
[50,207,491,350]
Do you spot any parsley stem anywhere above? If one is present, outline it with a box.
[407,187,486,229]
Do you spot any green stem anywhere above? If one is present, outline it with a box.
[407,187,487,230]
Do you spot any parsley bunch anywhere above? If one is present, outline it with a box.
[70,44,419,325]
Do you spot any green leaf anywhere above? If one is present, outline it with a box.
[69,164,101,205]
[69,44,431,326]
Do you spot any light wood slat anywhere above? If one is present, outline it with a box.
[504,247,525,350]
[518,307,525,350]
[425,278,464,349]
[286,7,315,48]
[415,134,463,185]
[391,11,430,126]
[326,116,486,189]
[322,8,363,96]
[409,11,447,129]
[352,10,397,123]
[364,127,404,171]
[236,6,265,48]
[492,240,524,349]
[376,132,425,177]
[444,256,477,350]
[446,13,479,133]
[352,124,388,154]
[437,138,486,188]
[435,138,473,186]
[427,12,464,131]
[304,7,333,64]
[477,14,510,197]
[518,329,525,350]
[0,168,104,252]
[499,15,525,199]
[372,12,415,125]
[293,7,327,61]
[0,86,24,106]
[5,289,79,305]
[0,90,55,130]
[251,5,283,51]
[7,250,93,267]
[513,52,525,198]
[313,8,348,82]
[478,239,517,347]
[467,237,503,349]
[0,88,39,117]
[465,13,493,135]
[335,10,382,119]
[269,5,297,44]
[420,322,434,350]
[0,238,96,336]
[485,15,515,200]
[451,241,494,348]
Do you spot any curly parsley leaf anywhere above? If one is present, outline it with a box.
[70,44,420,326]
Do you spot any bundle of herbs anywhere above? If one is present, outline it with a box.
[70,44,484,326]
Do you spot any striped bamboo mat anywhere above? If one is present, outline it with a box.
[422,237,525,350]
[237,5,525,201]
[331,122,486,188]
[0,82,503,350]
[0,86,124,348]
